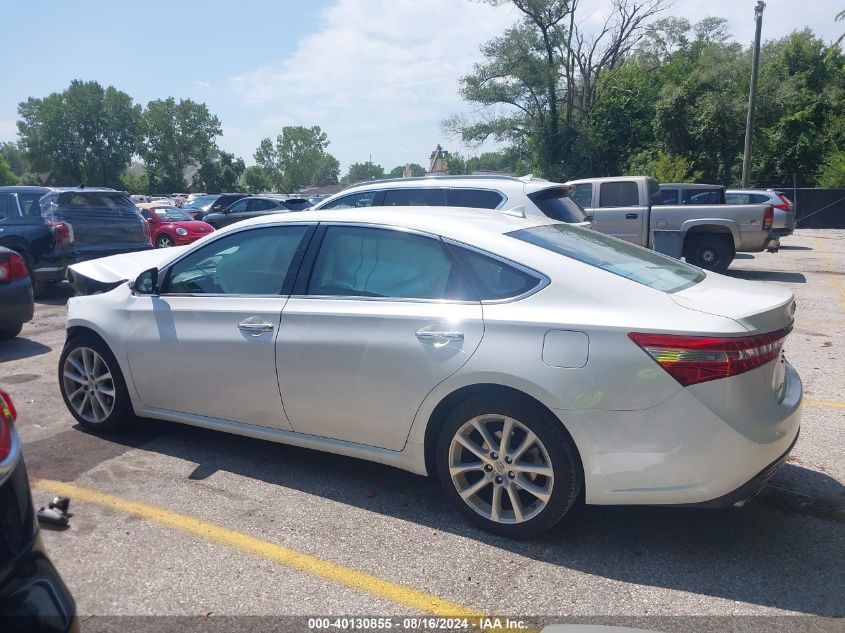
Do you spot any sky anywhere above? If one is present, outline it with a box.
[0,0,841,173]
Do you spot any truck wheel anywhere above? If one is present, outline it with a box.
[684,235,734,273]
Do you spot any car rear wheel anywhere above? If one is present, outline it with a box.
[0,324,23,339]
[156,234,174,248]
[59,334,134,432]
[436,395,581,538]
[683,234,734,272]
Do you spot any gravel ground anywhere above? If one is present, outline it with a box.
[1,228,842,632]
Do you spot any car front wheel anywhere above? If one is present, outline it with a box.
[156,234,174,248]
[58,334,134,432]
[436,395,582,538]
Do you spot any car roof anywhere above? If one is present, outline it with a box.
[226,205,557,241]
[330,174,563,196]
[660,183,724,189]
[725,189,778,195]
[0,185,53,194]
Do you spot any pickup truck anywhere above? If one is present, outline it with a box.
[566,176,776,272]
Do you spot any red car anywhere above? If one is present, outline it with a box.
[139,206,215,248]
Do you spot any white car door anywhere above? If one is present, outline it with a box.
[276,224,484,451]
[125,223,315,429]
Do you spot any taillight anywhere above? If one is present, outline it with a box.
[47,221,74,247]
[763,206,773,230]
[775,195,792,212]
[0,252,29,283]
[628,329,789,387]
[0,390,16,462]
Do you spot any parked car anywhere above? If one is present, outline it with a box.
[726,189,796,238]
[0,389,78,630]
[137,205,215,248]
[182,194,221,220]
[566,176,776,272]
[61,206,801,538]
[313,175,588,224]
[657,183,726,205]
[0,186,152,296]
[0,246,34,339]
[202,196,302,229]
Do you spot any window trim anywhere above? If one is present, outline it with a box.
[291,222,479,304]
[156,223,317,298]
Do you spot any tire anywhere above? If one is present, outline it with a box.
[207,223,219,230]
[58,334,135,433]
[683,234,735,272]
[435,395,582,538]
[156,234,174,248]
[0,324,23,339]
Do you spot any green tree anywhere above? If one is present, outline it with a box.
[17,80,142,187]
[253,126,340,192]
[626,149,702,182]
[0,142,30,177]
[121,165,150,193]
[193,151,246,192]
[142,97,222,192]
[817,147,845,187]
[342,161,385,184]
[0,157,16,186]
[242,165,272,193]
[388,163,427,178]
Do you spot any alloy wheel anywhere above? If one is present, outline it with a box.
[448,414,554,524]
[158,235,173,248]
[62,347,116,423]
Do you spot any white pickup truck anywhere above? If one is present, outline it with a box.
[566,176,776,272]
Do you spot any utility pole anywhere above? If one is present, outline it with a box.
[741,1,765,188]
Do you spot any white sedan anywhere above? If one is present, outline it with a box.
[59,206,802,537]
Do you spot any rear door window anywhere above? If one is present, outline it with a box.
[726,193,750,204]
[447,189,504,209]
[658,189,679,205]
[509,223,704,292]
[18,193,44,216]
[320,191,378,209]
[226,199,249,214]
[382,188,447,206]
[599,181,639,207]
[0,193,18,220]
[528,187,587,223]
[684,189,723,204]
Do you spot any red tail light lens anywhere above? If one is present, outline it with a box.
[0,390,16,462]
[628,329,789,387]
[775,195,793,212]
[47,221,74,247]
[762,206,773,230]
[0,252,29,283]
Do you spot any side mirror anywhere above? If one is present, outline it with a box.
[146,216,157,224]
[129,268,159,295]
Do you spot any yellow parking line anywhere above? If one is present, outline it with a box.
[33,479,482,619]
[814,238,845,312]
[805,399,845,410]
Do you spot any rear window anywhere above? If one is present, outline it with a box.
[528,187,587,223]
[508,224,704,292]
[54,192,135,210]
[599,181,639,207]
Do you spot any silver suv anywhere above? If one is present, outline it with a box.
[312,175,588,223]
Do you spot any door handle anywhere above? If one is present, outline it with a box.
[625,213,639,219]
[238,319,274,336]
[415,329,464,348]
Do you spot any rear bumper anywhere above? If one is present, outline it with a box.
[559,359,803,506]
[34,245,153,281]
[0,278,34,328]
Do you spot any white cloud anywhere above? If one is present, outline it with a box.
[230,0,518,169]
[0,119,17,142]
[196,80,211,89]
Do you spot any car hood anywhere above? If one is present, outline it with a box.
[670,272,796,333]
[68,247,188,284]
[168,220,213,233]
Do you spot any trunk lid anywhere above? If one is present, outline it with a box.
[670,272,796,333]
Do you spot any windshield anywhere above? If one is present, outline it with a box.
[153,207,192,221]
[508,223,704,292]
[528,187,588,223]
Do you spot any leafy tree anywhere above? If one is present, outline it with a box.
[142,97,222,192]
[0,142,30,177]
[0,157,16,186]
[342,161,385,185]
[121,165,150,193]
[817,147,845,187]
[626,149,702,182]
[17,80,142,187]
[253,126,339,192]
[388,163,427,178]
[193,151,245,192]
[242,165,272,193]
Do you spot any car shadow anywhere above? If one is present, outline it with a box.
[779,245,813,251]
[44,420,845,617]
[726,270,807,283]
[0,337,52,363]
